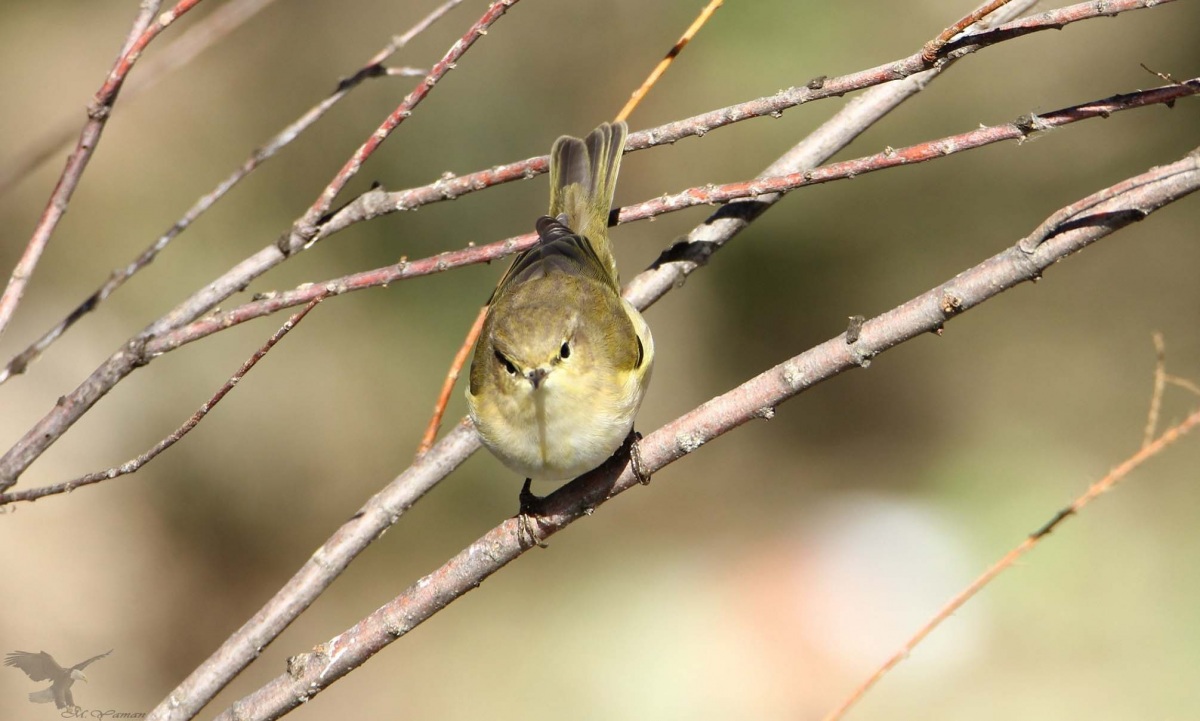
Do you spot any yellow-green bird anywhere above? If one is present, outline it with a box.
[466,121,653,492]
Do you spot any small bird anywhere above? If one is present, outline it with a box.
[4,648,112,709]
[466,122,653,518]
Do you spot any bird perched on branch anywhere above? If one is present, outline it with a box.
[466,122,653,533]
[4,648,112,709]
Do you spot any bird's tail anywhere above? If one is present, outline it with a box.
[548,121,627,282]
[29,687,55,704]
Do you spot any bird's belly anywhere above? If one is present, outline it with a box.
[472,379,640,482]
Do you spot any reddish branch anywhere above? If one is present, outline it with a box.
[0,0,515,491]
[0,0,202,340]
[923,0,1013,62]
[212,149,1200,721]
[0,298,323,506]
[318,0,1174,234]
[823,399,1200,721]
[0,0,462,387]
[144,79,1198,354]
[0,0,281,200]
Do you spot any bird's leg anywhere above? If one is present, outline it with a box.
[517,478,549,548]
[625,429,651,485]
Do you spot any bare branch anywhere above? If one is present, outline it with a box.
[0,0,464,387]
[0,0,281,200]
[322,0,1172,235]
[823,397,1200,721]
[0,299,323,506]
[144,79,1197,353]
[0,0,517,491]
[0,0,203,339]
[214,150,1200,721]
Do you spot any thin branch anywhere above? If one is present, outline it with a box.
[0,298,323,507]
[822,405,1200,721]
[0,0,515,491]
[923,0,1014,62]
[1143,332,1166,448]
[214,149,1200,721]
[145,79,1198,354]
[0,0,280,200]
[0,0,464,387]
[415,305,486,457]
[0,0,203,340]
[614,0,724,123]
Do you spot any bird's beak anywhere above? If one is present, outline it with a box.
[80,673,89,683]
[525,367,548,389]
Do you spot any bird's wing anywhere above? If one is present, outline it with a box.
[72,649,113,671]
[3,650,63,682]
[492,216,614,301]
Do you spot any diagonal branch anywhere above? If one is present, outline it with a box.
[0,0,202,340]
[141,78,1197,354]
[0,0,519,491]
[0,0,463,387]
[214,147,1200,721]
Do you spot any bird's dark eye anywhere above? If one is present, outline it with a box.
[495,350,516,375]
[559,341,570,360]
[635,336,644,368]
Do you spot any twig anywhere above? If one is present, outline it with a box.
[1143,333,1167,447]
[212,149,1200,721]
[0,0,202,340]
[0,0,280,200]
[1165,375,1200,397]
[320,0,1172,236]
[822,404,1200,721]
[0,298,323,507]
[614,0,724,123]
[415,305,487,458]
[0,0,464,387]
[145,79,1199,353]
[0,0,516,491]
[923,0,1013,62]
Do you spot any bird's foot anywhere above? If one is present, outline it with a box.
[517,478,550,549]
[625,429,651,485]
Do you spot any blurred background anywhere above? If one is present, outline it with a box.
[1,1,1198,719]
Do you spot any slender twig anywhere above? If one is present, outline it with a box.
[1144,332,1167,447]
[0,0,516,491]
[0,0,464,387]
[0,298,323,507]
[213,149,1200,721]
[415,305,486,457]
[320,0,1172,236]
[0,0,203,340]
[0,0,280,200]
[1165,375,1200,397]
[822,403,1200,721]
[145,79,1199,354]
[923,0,1013,62]
[614,0,724,122]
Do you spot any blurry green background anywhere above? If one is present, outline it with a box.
[1,1,1199,719]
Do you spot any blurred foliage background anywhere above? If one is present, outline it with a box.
[0,1,1198,719]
